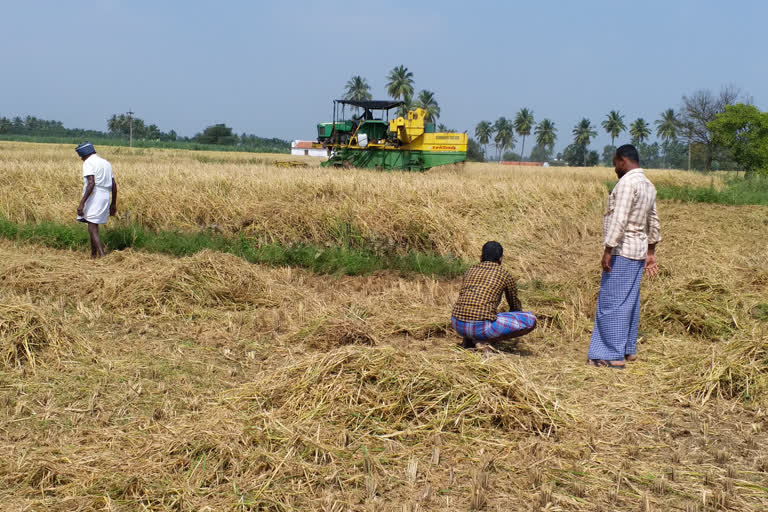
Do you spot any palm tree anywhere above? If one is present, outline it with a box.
[343,76,372,117]
[386,65,415,102]
[343,75,372,102]
[513,108,535,161]
[601,110,626,146]
[475,121,494,159]
[629,118,651,144]
[414,90,440,123]
[572,118,597,166]
[493,117,515,161]
[655,109,679,168]
[534,119,557,153]
[396,94,414,117]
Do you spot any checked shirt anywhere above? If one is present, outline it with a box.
[604,168,662,260]
[451,261,522,322]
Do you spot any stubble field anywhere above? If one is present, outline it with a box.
[0,142,767,511]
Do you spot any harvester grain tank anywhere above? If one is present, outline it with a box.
[315,99,467,171]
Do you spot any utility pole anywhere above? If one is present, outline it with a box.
[127,109,134,147]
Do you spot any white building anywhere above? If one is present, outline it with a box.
[291,140,328,158]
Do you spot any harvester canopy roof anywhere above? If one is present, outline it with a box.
[335,99,404,110]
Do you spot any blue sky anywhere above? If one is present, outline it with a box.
[1,0,764,152]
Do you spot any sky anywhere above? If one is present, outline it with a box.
[1,0,765,152]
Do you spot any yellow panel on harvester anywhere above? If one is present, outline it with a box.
[406,132,468,153]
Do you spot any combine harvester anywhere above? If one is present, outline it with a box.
[315,99,467,171]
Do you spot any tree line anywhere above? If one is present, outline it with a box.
[474,85,753,171]
[0,113,290,153]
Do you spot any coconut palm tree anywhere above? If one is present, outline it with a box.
[396,94,414,117]
[655,109,679,168]
[534,119,557,153]
[386,65,415,102]
[493,117,515,161]
[475,121,494,159]
[414,90,440,123]
[655,109,678,142]
[601,110,626,146]
[513,108,535,161]
[629,118,652,144]
[572,118,597,166]
[343,75,372,102]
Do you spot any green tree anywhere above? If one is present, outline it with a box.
[493,117,515,161]
[709,103,768,176]
[528,144,552,163]
[343,75,372,102]
[629,118,651,144]
[466,138,484,162]
[655,109,679,168]
[563,143,598,167]
[572,118,597,165]
[194,124,236,145]
[680,86,743,171]
[475,121,493,159]
[513,108,534,161]
[108,113,147,139]
[601,111,626,146]
[386,65,415,101]
[396,94,414,117]
[414,90,440,123]
[601,145,617,166]
[534,119,557,154]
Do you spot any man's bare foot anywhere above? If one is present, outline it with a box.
[625,354,637,361]
[474,342,495,353]
[587,359,626,369]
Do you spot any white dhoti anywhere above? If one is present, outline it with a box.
[78,185,111,224]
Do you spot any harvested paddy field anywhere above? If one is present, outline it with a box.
[1,142,767,511]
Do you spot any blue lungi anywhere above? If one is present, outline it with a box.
[451,312,537,341]
[588,255,645,361]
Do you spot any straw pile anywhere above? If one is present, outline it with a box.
[233,346,562,436]
[0,293,78,368]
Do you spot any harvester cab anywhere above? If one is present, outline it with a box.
[315,99,467,171]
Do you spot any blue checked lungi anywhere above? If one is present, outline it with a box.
[588,255,645,361]
[451,312,537,341]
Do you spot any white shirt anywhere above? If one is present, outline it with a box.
[82,154,113,188]
[603,168,661,260]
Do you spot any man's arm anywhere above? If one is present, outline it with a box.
[77,175,95,217]
[110,178,118,216]
[644,200,661,277]
[601,181,633,272]
[505,278,523,312]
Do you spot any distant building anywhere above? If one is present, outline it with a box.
[291,140,328,158]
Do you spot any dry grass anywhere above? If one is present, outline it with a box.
[0,141,718,260]
[0,292,81,368]
[0,142,766,510]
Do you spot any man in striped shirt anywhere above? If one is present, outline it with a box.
[588,144,661,368]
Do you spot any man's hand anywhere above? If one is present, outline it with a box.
[109,204,117,216]
[77,206,84,217]
[601,247,613,273]
[644,253,658,278]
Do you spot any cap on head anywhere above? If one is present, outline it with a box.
[75,142,95,158]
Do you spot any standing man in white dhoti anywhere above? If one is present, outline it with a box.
[75,142,117,258]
